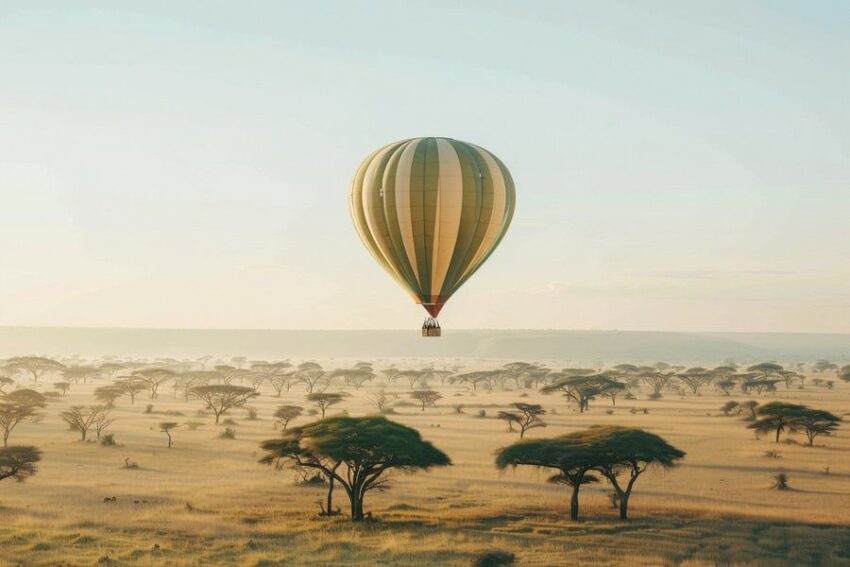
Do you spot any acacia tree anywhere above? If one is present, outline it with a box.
[496,426,684,521]
[259,415,451,521]
[306,392,349,419]
[369,390,394,413]
[790,409,841,446]
[715,378,737,395]
[94,385,124,408]
[0,376,14,394]
[541,374,622,412]
[497,403,547,438]
[0,390,48,447]
[160,422,179,448]
[740,400,759,420]
[409,390,442,411]
[585,427,685,519]
[133,368,175,399]
[252,363,294,397]
[61,365,99,385]
[295,367,327,394]
[0,446,41,482]
[5,357,64,384]
[54,382,71,396]
[640,372,675,398]
[503,362,537,388]
[190,385,259,424]
[747,363,784,380]
[114,377,148,404]
[496,433,602,520]
[332,369,375,390]
[273,405,303,430]
[720,401,740,416]
[60,406,112,441]
[748,402,808,442]
[677,369,714,396]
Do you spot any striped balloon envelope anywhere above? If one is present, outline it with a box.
[349,137,515,333]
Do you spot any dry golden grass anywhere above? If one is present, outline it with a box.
[2,361,850,566]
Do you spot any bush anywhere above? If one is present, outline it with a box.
[144,404,154,414]
[245,407,258,420]
[648,392,663,400]
[471,550,516,567]
[222,418,238,426]
[185,421,203,430]
[772,473,790,490]
[476,409,487,418]
[219,428,237,439]
[763,450,782,459]
[100,434,118,447]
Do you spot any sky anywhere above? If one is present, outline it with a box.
[1,1,849,332]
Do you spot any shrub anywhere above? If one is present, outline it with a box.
[222,418,238,426]
[184,421,203,430]
[471,550,516,567]
[648,392,663,400]
[100,434,117,447]
[477,409,487,418]
[144,404,154,414]
[763,450,781,459]
[219,427,236,439]
[245,407,258,420]
[772,473,790,490]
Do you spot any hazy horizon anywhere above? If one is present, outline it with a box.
[2,2,849,332]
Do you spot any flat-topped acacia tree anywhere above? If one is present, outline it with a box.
[0,446,41,482]
[189,385,258,424]
[133,368,175,399]
[306,392,349,419]
[496,426,684,521]
[260,415,451,521]
[748,402,809,442]
[409,390,442,411]
[498,403,547,438]
[5,357,64,384]
[0,390,48,447]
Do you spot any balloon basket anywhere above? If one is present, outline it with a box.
[421,317,441,337]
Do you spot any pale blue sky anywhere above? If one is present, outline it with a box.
[1,1,849,331]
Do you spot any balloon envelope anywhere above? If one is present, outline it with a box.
[349,137,515,317]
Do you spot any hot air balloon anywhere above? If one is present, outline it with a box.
[349,137,515,336]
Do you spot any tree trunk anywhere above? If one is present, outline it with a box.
[775,424,781,443]
[569,468,587,521]
[619,492,629,519]
[326,477,335,514]
[569,483,580,521]
[349,492,363,521]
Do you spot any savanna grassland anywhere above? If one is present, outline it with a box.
[1,357,849,567]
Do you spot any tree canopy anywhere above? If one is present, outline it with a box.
[260,415,450,521]
[0,446,41,482]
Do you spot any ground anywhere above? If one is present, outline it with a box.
[1,361,849,566]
